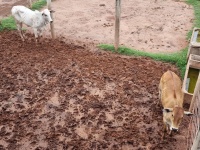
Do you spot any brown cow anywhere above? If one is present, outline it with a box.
[159,71,193,137]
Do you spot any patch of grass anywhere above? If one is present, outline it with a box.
[31,0,47,10]
[186,0,200,39]
[0,17,16,31]
[187,0,200,27]
[98,44,188,78]
[0,0,47,31]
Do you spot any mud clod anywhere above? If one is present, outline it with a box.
[0,31,189,149]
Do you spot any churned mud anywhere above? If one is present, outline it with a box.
[0,31,190,149]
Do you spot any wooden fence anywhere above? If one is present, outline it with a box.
[187,74,200,150]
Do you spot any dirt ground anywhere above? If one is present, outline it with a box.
[0,0,194,149]
[0,0,194,53]
[51,0,194,53]
[0,31,191,149]
[0,0,28,19]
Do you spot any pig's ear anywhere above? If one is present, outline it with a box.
[163,108,173,113]
[184,111,193,116]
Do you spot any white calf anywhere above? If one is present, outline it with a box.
[11,5,54,42]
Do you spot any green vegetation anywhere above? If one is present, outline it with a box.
[187,0,200,27]
[0,16,16,31]
[31,0,46,10]
[99,0,200,78]
[0,0,47,31]
[99,44,188,78]
[186,0,200,39]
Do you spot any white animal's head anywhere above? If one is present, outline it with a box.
[41,9,54,23]
[163,107,193,132]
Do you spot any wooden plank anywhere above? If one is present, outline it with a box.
[192,31,198,43]
[191,131,200,150]
[188,28,200,59]
[189,74,200,111]
[114,0,121,51]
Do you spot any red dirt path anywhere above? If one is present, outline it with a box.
[0,31,190,149]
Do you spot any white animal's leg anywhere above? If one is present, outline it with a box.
[20,23,27,40]
[33,28,38,43]
[37,28,43,41]
[17,22,25,41]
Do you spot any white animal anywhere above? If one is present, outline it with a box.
[11,5,54,42]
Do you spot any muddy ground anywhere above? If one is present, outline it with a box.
[0,0,29,19]
[0,31,190,149]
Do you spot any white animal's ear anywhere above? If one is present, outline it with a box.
[163,108,173,113]
[50,10,55,13]
[184,111,193,116]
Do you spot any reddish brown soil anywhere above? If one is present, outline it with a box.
[0,0,29,19]
[0,31,190,149]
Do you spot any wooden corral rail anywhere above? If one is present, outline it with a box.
[46,0,55,39]
[183,54,200,104]
[187,75,200,150]
[114,0,121,51]
[187,28,200,59]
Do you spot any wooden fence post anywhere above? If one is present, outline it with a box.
[114,0,121,51]
[28,0,32,8]
[46,0,55,39]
